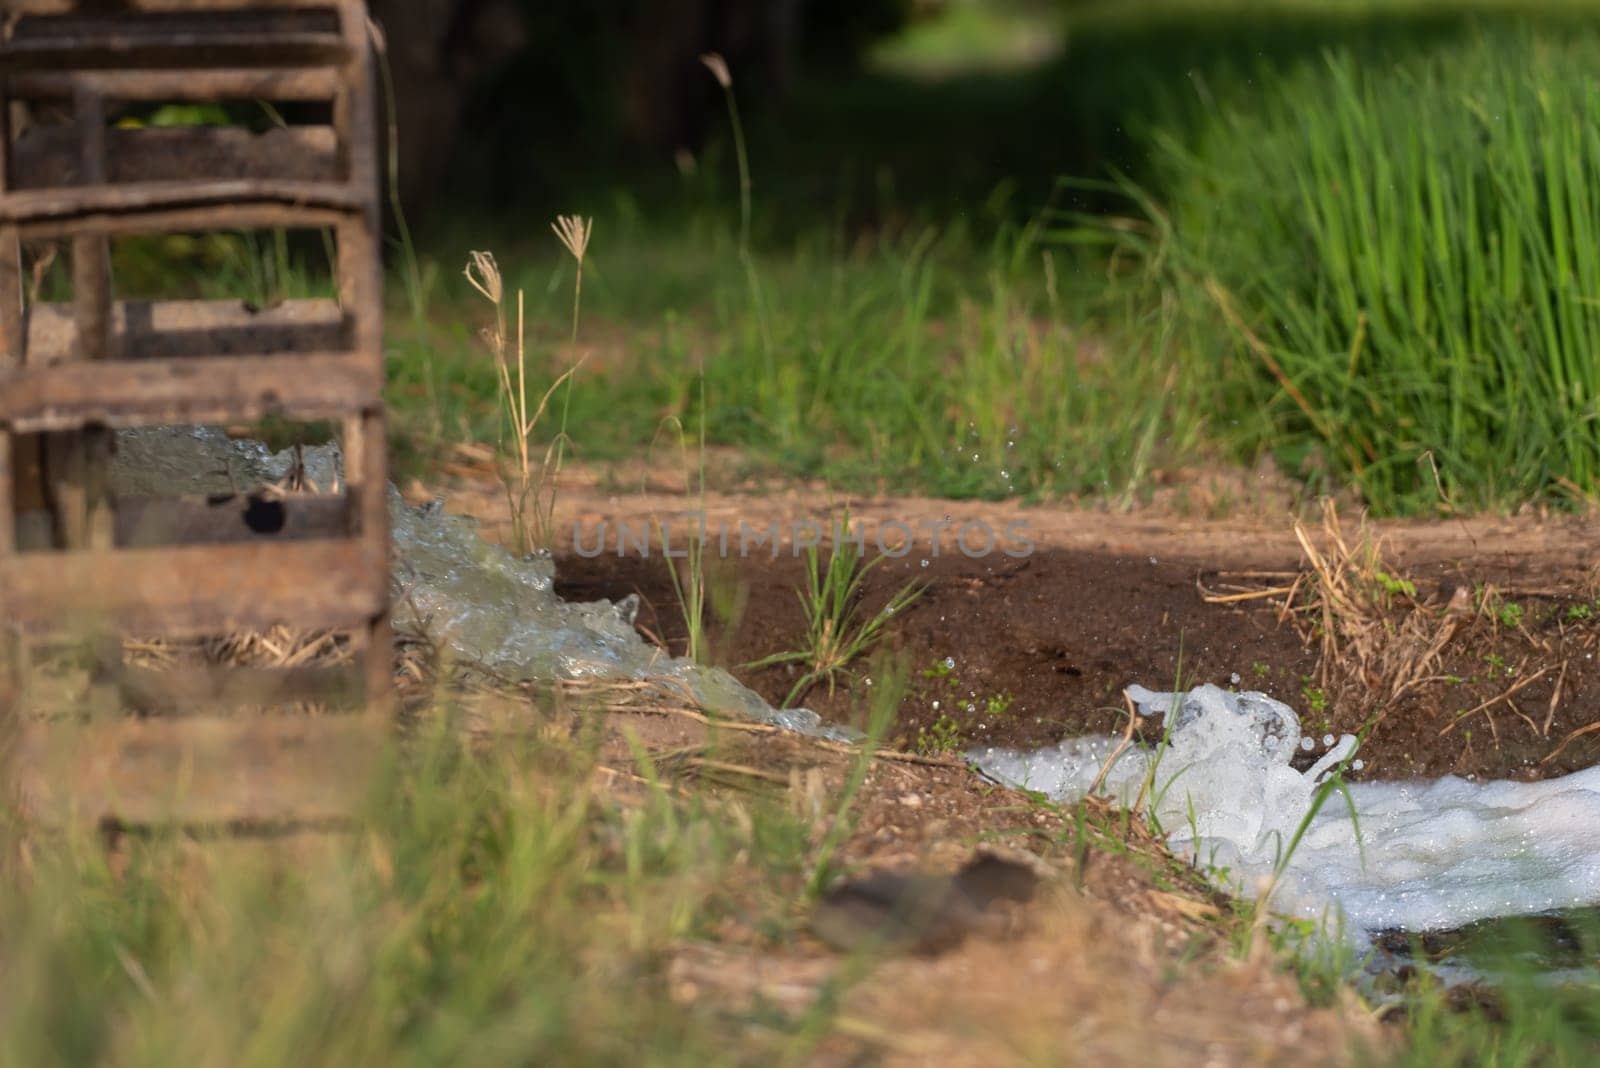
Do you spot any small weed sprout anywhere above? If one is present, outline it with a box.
[1299,680,1329,717]
[915,713,963,756]
[746,509,926,708]
[984,691,1015,718]
[661,512,708,664]
[652,367,711,663]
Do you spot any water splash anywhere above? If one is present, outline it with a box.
[111,428,1600,936]
[972,683,1600,935]
[388,489,840,735]
[108,428,844,739]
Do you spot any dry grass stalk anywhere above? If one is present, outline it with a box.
[464,249,586,554]
[550,214,592,344]
[1288,500,1470,713]
[125,626,352,672]
[1438,664,1552,737]
[1542,719,1600,766]
[1088,691,1140,799]
[698,52,732,90]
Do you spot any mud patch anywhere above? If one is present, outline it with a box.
[554,534,1600,784]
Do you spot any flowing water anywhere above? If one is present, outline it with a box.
[971,685,1600,952]
[110,427,843,738]
[113,428,1600,968]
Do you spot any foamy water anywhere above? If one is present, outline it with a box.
[110,428,1600,938]
[971,684,1600,935]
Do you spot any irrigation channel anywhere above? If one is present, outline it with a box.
[118,427,1600,986]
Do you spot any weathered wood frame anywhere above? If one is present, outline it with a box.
[0,1,391,822]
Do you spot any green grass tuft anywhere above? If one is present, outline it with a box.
[1139,29,1600,512]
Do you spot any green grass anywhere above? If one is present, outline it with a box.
[0,714,829,1066]
[1077,27,1600,512]
[1386,910,1600,1066]
[869,0,1064,79]
[388,214,1212,504]
[743,509,927,708]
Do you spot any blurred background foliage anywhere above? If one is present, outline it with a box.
[342,1,1600,513]
[371,0,1600,230]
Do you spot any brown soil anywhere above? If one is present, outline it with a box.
[432,467,1600,784]
[505,688,1382,1065]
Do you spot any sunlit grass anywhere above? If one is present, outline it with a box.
[0,717,817,1065]
[385,217,1213,506]
[1147,30,1600,512]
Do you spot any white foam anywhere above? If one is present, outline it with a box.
[971,684,1600,934]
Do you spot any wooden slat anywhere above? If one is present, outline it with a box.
[0,178,363,224]
[24,297,347,364]
[12,125,339,189]
[0,537,386,635]
[117,662,364,711]
[0,226,19,366]
[14,201,351,241]
[351,409,391,711]
[12,713,388,827]
[0,352,379,431]
[71,91,113,362]
[7,1,347,13]
[0,430,12,554]
[1,13,348,73]
[0,37,349,74]
[0,74,11,195]
[6,67,343,102]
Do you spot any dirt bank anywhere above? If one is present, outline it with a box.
[434,469,1600,783]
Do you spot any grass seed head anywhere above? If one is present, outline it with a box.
[699,52,732,89]
[551,215,593,265]
[463,249,502,307]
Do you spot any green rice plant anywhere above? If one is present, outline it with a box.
[746,508,926,708]
[1140,29,1600,513]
